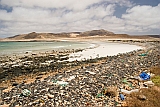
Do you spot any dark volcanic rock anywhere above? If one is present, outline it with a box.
[12,83,19,87]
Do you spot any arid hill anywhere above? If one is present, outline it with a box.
[6,29,114,40]
[2,29,160,41]
[146,35,160,38]
[8,32,55,40]
[79,29,114,36]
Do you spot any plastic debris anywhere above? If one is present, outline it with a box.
[138,53,147,56]
[52,80,58,83]
[85,71,96,75]
[39,99,45,103]
[147,72,155,78]
[128,83,133,88]
[54,81,68,87]
[119,94,125,101]
[115,102,119,106]
[96,93,103,98]
[121,60,124,62]
[122,78,128,84]
[120,89,139,94]
[144,81,154,87]
[139,72,150,80]
[130,76,144,81]
[139,82,148,89]
[122,78,133,88]
[22,89,31,96]
[68,76,75,81]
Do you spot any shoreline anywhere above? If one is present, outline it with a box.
[68,41,144,61]
[0,40,157,86]
[0,41,90,58]
[0,38,150,58]
[0,39,159,107]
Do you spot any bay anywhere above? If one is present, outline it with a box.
[0,41,89,56]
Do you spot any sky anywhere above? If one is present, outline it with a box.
[0,0,160,38]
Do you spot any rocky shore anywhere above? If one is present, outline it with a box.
[0,48,85,82]
[0,41,160,107]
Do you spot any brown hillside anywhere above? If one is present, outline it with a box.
[6,29,114,40]
[5,29,159,41]
[8,32,55,40]
[80,29,114,36]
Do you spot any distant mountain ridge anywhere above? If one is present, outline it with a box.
[7,29,114,40]
[147,35,160,38]
[80,29,114,36]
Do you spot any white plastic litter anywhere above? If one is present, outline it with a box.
[68,76,75,81]
[121,89,139,94]
[139,82,148,89]
[130,76,143,81]
[54,81,68,86]
[144,81,155,87]
[85,71,96,75]
[147,72,155,78]
[57,81,68,85]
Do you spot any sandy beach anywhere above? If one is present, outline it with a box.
[68,41,143,61]
[0,38,160,107]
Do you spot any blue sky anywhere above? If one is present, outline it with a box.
[0,0,160,38]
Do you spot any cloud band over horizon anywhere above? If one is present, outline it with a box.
[0,0,160,38]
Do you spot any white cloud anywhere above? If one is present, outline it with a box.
[0,0,159,38]
[0,0,132,8]
[122,4,160,33]
[0,0,101,10]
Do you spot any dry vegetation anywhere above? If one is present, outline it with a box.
[126,66,160,107]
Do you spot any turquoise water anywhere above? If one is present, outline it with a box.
[0,41,90,56]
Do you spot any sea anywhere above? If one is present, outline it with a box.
[0,41,143,59]
[0,41,90,56]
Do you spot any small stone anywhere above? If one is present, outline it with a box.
[36,76,42,80]
[47,94,54,99]
[137,95,146,100]
[12,82,19,86]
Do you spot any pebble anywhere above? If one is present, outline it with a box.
[12,82,19,87]
[0,41,159,106]
[137,95,147,100]
[47,94,54,99]
[35,76,43,80]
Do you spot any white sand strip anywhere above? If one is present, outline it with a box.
[68,42,143,61]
